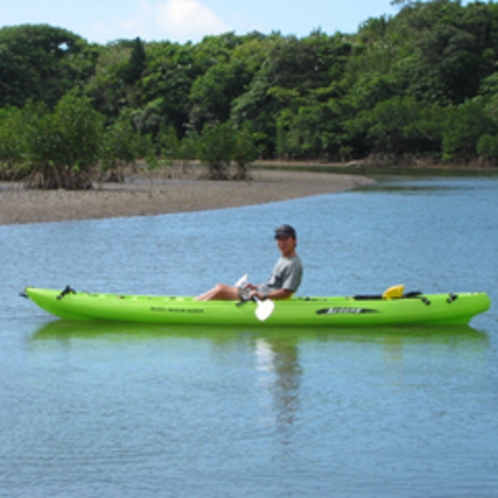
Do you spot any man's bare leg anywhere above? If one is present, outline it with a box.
[195,284,240,301]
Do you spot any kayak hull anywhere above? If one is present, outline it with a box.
[24,287,491,327]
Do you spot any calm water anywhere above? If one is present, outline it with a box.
[1,174,497,497]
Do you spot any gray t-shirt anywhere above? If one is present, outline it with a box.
[258,255,303,295]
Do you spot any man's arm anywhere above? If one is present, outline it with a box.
[252,288,293,300]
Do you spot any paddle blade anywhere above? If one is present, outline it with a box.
[234,274,248,288]
[255,298,275,321]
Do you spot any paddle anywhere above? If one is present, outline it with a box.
[235,274,275,321]
[253,296,275,321]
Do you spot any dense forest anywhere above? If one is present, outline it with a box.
[1,0,498,188]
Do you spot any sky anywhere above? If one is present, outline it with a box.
[2,0,476,45]
[0,0,407,45]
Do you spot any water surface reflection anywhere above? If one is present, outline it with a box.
[30,319,489,349]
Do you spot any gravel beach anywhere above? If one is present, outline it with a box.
[0,167,374,225]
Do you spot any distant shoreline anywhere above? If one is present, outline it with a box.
[252,159,498,172]
[0,167,374,225]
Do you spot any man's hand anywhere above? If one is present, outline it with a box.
[248,289,265,300]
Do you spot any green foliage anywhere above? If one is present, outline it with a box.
[178,132,199,163]
[230,73,276,157]
[85,41,139,119]
[24,91,104,189]
[0,106,28,177]
[197,122,235,179]
[120,37,147,85]
[101,111,140,180]
[131,98,165,135]
[197,121,256,179]
[477,134,498,162]
[2,1,498,173]
[395,1,497,106]
[232,123,258,179]
[140,134,161,171]
[355,96,423,154]
[0,24,98,108]
[138,42,199,137]
[442,98,495,160]
[277,101,344,160]
[157,123,179,162]
[189,58,255,129]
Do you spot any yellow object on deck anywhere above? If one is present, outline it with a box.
[382,284,405,300]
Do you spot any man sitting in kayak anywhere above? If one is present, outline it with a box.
[196,224,303,301]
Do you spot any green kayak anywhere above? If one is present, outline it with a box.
[24,286,491,326]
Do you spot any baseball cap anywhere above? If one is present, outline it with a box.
[274,224,297,239]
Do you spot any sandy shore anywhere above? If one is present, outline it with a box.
[0,168,373,225]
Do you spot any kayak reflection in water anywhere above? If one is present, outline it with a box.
[196,224,303,301]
